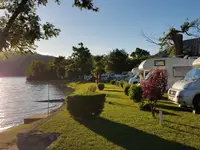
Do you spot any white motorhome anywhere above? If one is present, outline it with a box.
[168,57,200,113]
[138,57,196,89]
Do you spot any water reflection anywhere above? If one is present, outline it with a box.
[0,77,66,131]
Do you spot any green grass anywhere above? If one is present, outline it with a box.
[38,83,200,150]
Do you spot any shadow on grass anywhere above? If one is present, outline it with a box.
[165,125,200,137]
[104,89,123,92]
[106,101,134,107]
[78,117,196,150]
[164,120,200,130]
[157,104,193,112]
[141,109,180,116]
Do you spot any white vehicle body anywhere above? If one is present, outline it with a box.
[168,57,200,108]
[138,57,196,89]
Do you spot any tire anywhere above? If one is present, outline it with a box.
[193,95,200,114]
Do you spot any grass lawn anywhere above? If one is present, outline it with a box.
[37,83,200,150]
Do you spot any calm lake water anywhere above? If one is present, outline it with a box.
[0,77,66,132]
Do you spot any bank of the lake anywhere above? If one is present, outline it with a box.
[0,77,67,132]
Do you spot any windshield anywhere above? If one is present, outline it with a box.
[184,68,200,80]
[145,72,151,80]
[133,74,139,79]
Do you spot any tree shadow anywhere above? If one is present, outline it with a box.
[141,109,180,116]
[106,101,134,107]
[78,117,196,150]
[164,120,200,130]
[104,89,123,92]
[157,104,193,112]
[165,125,200,137]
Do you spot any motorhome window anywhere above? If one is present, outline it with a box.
[173,66,192,77]
[184,68,200,80]
[154,60,165,66]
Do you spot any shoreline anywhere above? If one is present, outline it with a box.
[0,83,75,149]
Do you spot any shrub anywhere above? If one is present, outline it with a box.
[67,94,106,118]
[98,83,105,91]
[116,81,120,86]
[128,84,142,102]
[120,79,124,88]
[139,101,151,111]
[141,68,168,117]
[87,84,97,92]
[124,84,131,95]
[110,80,116,85]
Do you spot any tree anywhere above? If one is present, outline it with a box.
[106,49,128,74]
[26,60,47,80]
[141,68,168,118]
[92,55,105,83]
[0,0,98,55]
[130,48,150,58]
[49,56,66,79]
[67,42,93,80]
[144,18,200,56]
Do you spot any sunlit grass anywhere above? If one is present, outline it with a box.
[38,83,200,150]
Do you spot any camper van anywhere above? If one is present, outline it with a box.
[138,57,196,89]
[168,57,200,113]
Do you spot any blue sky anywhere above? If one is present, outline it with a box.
[36,0,200,57]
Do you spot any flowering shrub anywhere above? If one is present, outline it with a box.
[141,68,168,117]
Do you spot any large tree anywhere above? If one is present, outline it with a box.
[130,47,150,58]
[67,42,93,80]
[106,49,128,74]
[144,18,200,56]
[92,55,105,83]
[49,56,66,79]
[0,0,98,55]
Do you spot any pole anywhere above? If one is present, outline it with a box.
[48,82,50,116]
[159,110,163,125]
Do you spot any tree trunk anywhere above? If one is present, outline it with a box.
[172,33,183,56]
[150,101,156,118]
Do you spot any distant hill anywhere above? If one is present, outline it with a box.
[0,53,55,77]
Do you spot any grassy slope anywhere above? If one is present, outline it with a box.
[38,83,200,150]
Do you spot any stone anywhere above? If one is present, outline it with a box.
[16,132,60,150]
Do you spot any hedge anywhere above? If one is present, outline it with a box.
[67,94,106,118]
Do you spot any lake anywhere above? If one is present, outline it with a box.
[0,77,66,132]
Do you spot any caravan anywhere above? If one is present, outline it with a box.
[138,57,196,89]
[168,57,200,113]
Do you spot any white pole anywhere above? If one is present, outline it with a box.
[159,110,163,125]
[48,82,50,116]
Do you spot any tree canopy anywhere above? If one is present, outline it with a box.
[0,0,98,55]
[106,49,129,74]
[130,48,150,58]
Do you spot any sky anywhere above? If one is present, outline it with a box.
[36,0,200,57]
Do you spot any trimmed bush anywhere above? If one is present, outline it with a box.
[124,84,131,95]
[87,84,97,92]
[98,83,105,91]
[128,84,142,102]
[67,94,106,118]
[110,80,116,85]
[139,101,151,111]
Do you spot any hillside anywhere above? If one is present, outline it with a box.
[0,54,55,77]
